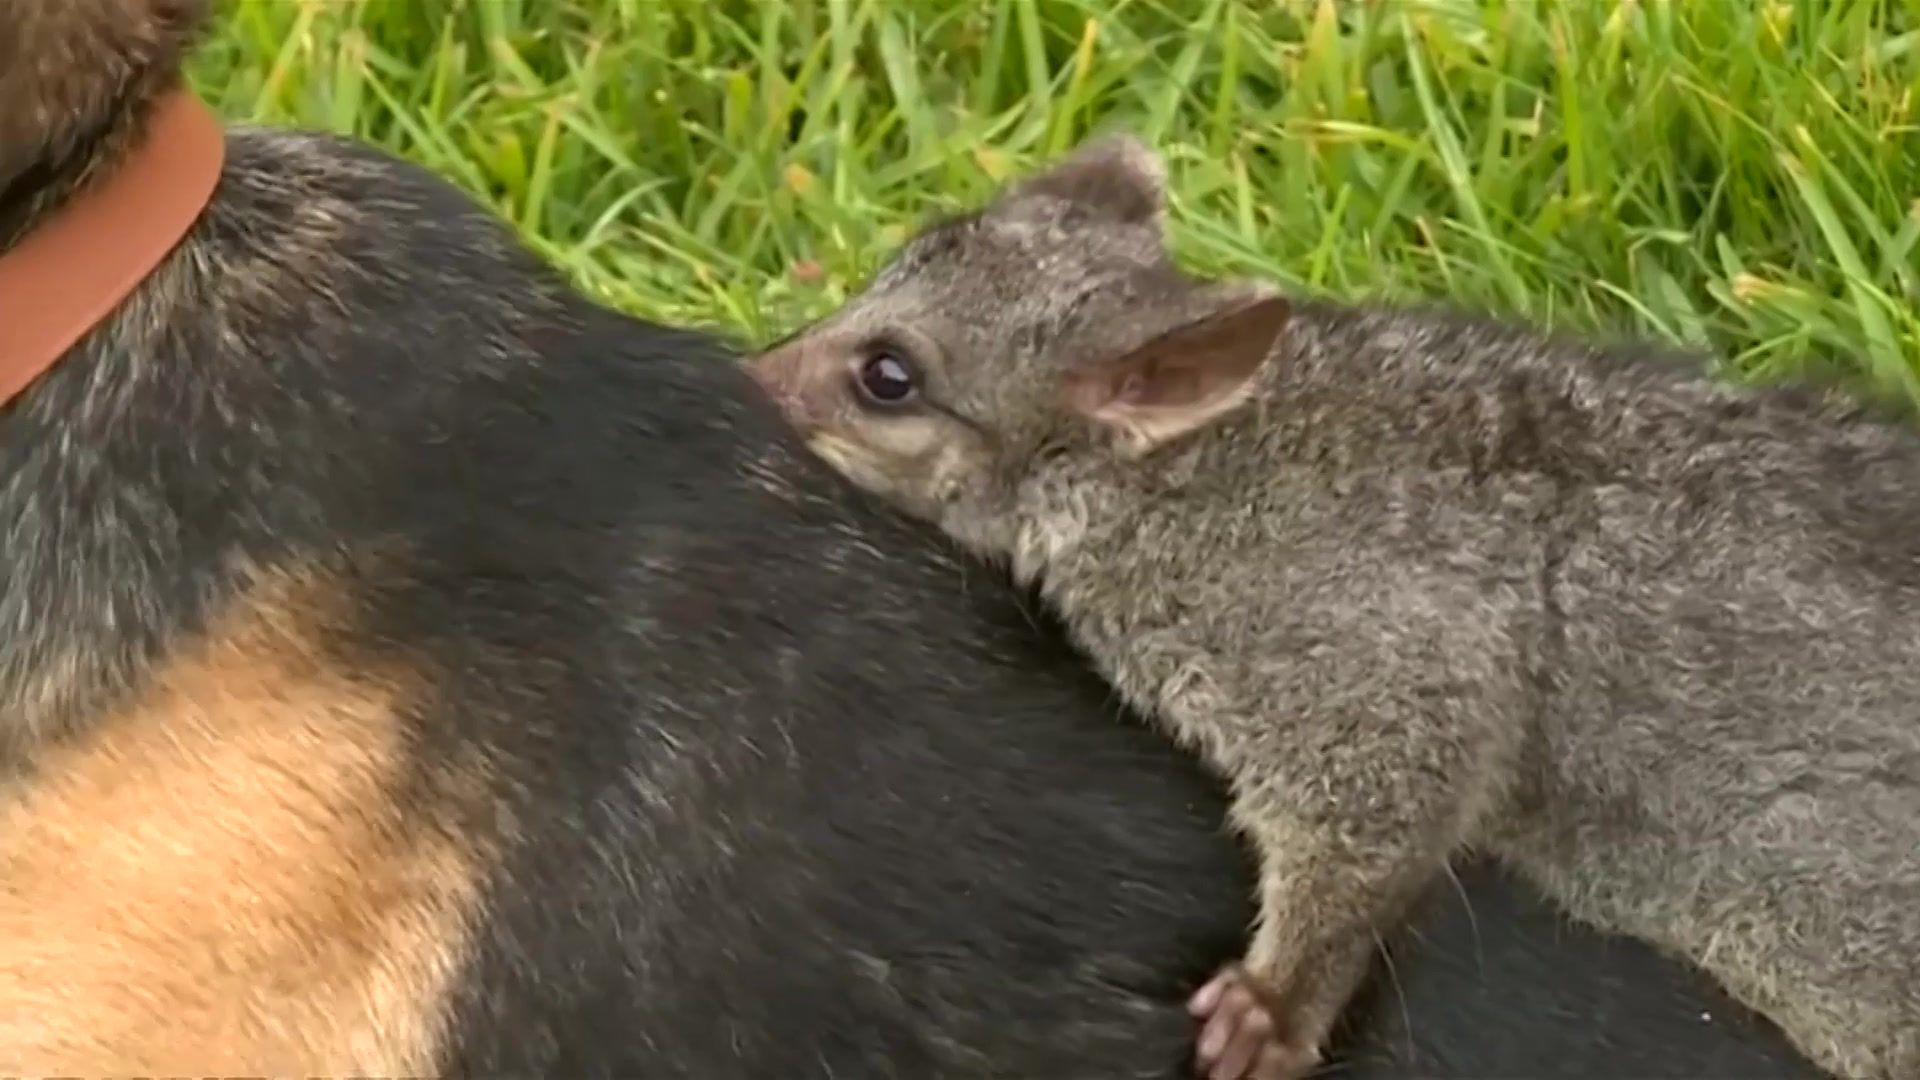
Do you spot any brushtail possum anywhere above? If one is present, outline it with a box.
[750,135,1920,1080]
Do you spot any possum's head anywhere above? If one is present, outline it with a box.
[0,0,213,246]
[750,134,1290,552]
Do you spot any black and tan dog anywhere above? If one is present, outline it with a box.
[0,1,1256,1072]
[0,2,1827,1077]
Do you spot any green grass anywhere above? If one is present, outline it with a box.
[189,0,1920,404]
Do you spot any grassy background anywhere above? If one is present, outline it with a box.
[188,0,1920,404]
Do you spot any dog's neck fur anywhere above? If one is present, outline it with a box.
[0,0,226,761]
[0,121,584,775]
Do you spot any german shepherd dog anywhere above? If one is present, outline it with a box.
[0,2,1824,1077]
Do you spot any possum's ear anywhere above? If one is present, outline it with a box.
[992,134,1167,227]
[1058,290,1290,455]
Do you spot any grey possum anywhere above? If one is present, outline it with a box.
[750,134,1920,1080]
[0,2,1837,1074]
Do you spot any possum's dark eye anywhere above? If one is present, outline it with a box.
[854,350,919,406]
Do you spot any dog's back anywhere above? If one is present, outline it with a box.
[0,45,1257,1070]
[0,2,1828,1077]
[414,318,1259,1072]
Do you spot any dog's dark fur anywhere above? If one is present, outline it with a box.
[0,0,204,246]
[0,1,1823,1075]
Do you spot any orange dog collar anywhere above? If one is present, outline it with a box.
[0,87,225,409]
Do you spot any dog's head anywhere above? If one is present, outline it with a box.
[0,0,212,246]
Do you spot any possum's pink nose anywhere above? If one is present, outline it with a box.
[746,347,816,433]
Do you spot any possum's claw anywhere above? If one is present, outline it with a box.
[1189,965,1322,1080]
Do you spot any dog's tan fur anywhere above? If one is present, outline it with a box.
[0,567,485,1074]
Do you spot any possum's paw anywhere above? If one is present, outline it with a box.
[1189,965,1322,1080]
